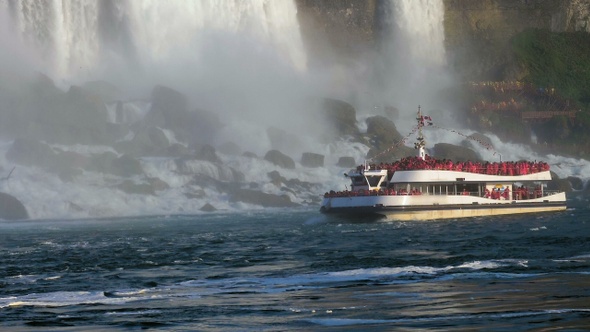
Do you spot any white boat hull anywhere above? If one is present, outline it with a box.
[320,193,567,221]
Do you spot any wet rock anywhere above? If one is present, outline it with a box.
[0,192,29,220]
[547,172,573,193]
[301,152,324,168]
[365,115,403,151]
[229,188,298,207]
[115,126,171,157]
[196,144,221,163]
[110,155,144,177]
[321,98,359,138]
[144,86,223,145]
[147,177,170,192]
[567,176,584,191]
[200,203,217,212]
[337,156,356,168]
[116,180,155,195]
[264,150,296,169]
[6,138,56,167]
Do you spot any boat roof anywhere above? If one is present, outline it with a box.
[390,169,552,183]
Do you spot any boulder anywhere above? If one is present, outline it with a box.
[199,203,217,212]
[6,138,56,167]
[337,156,357,168]
[321,98,359,138]
[115,126,171,157]
[229,188,298,207]
[264,150,296,169]
[365,115,403,150]
[196,144,221,163]
[0,192,29,220]
[301,152,324,168]
[110,155,144,177]
[143,86,223,145]
[547,178,573,193]
[567,176,584,191]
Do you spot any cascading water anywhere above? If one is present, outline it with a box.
[375,0,451,119]
[0,0,307,86]
[0,1,585,220]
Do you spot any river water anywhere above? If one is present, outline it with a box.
[1,202,589,331]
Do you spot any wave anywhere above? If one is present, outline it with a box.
[307,308,590,327]
[0,259,555,309]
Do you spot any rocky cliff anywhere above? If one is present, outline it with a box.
[294,0,590,80]
[295,0,380,64]
[443,0,590,80]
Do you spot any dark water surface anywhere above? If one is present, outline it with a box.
[1,204,589,331]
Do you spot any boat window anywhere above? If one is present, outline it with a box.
[367,176,382,187]
[350,176,367,186]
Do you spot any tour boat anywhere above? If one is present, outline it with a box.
[320,107,567,221]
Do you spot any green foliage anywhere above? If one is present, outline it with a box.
[511,29,590,102]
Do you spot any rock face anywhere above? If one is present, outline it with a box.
[0,193,29,220]
[294,0,590,80]
[443,0,590,80]
[295,0,379,62]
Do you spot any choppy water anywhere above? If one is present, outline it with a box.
[1,202,590,331]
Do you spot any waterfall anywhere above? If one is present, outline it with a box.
[375,0,448,117]
[0,0,307,85]
[390,0,446,66]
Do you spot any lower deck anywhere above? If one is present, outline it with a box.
[320,192,567,221]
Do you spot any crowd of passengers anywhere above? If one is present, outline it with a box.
[324,185,544,200]
[360,155,550,177]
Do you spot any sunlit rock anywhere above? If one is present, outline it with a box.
[0,192,29,220]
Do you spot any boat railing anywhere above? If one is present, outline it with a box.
[324,189,564,199]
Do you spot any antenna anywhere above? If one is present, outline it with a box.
[414,105,426,160]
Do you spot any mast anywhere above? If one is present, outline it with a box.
[414,105,426,159]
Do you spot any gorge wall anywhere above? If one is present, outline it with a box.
[295,0,590,80]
